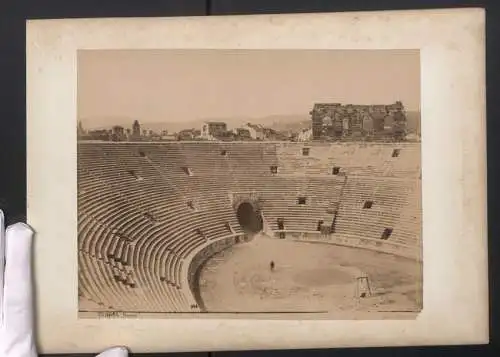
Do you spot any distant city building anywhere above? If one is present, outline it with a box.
[111,126,126,141]
[241,123,265,140]
[77,121,86,137]
[233,128,251,140]
[201,121,227,139]
[161,133,177,141]
[87,129,111,141]
[217,130,236,141]
[178,129,196,141]
[76,101,411,144]
[361,113,374,136]
[262,128,276,139]
[265,129,288,141]
[132,120,141,136]
[298,128,313,142]
[130,120,142,141]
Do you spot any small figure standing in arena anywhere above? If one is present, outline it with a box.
[270,261,275,272]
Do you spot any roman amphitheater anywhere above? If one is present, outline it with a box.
[77,141,422,318]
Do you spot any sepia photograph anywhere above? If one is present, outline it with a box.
[77,49,422,319]
[26,9,487,353]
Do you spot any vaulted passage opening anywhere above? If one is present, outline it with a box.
[236,202,263,234]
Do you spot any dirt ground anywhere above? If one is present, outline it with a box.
[199,233,422,317]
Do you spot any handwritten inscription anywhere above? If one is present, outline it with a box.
[97,311,137,319]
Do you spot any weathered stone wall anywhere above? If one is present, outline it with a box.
[272,230,421,262]
[187,234,250,310]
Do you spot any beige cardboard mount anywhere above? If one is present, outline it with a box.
[26,9,487,354]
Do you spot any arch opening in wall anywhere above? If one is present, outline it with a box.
[277,218,285,239]
[236,201,263,234]
[181,166,193,176]
[277,218,284,230]
[381,228,393,240]
[392,149,401,157]
[187,200,196,211]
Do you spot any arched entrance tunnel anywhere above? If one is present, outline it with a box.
[236,202,263,233]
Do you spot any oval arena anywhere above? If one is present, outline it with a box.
[77,141,422,318]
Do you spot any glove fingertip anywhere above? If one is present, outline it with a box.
[97,346,129,357]
[5,222,35,237]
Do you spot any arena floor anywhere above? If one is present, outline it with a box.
[198,234,422,318]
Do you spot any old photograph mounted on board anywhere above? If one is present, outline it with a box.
[77,49,422,319]
[27,8,487,354]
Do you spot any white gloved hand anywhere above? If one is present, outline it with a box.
[0,210,129,357]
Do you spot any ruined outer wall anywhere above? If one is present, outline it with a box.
[310,101,407,140]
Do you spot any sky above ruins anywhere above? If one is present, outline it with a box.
[78,49,420,129]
